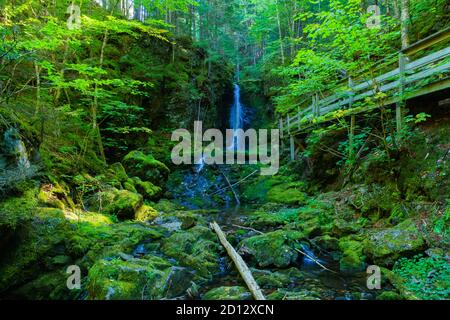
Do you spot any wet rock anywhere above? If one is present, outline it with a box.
[312,235,339,252]
[238,230,304,268]
[202,286,252,300]
[365,219,425,266]
[123,151,169,186]
[253,267,304,289]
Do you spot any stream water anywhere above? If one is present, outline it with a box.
[159,85,376,300]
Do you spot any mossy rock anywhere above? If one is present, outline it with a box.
[267,182,307,205]
[338,236,366,272]
[89,189,143,220]
[253,267,304,289]
[123,151,170,187]
[38,182,75,211]
[0,188,37,233]
[238,230,304,268]
[132,177,163,201]
[202,286,252,300]
[135,204,158,222]
[161,226,221,280]
[247,208,299,230]
[0,207,74,294]
[110,162,129,183]
[87,256,193,300]
[364,219,426,266]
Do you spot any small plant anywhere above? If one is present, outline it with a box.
[393,254,450,300]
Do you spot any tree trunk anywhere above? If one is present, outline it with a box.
[400,0,410,49]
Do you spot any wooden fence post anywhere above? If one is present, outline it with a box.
[349,115,356,158]
[348,77,354,109]
[290,135,295,161]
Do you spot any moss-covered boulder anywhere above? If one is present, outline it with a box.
[88,189,143,220]
[338,236,366,272]
[238,230,304,268]
[87,256,193,300]
[161,226,221,280]
[110,162,129,183]
[202,286,252,300]
[135,204,158,222]
[253,268,304,289]
[132,177,163,201]
[365,219,426,266]
[267,182,307,205]
[123,151,170,186]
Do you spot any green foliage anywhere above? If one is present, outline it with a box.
[393,255,450,300]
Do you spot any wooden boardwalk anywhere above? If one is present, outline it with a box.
[279,27,450,160]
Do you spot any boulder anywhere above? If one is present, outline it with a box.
[123,151,169,186]
[238,230,304,268]
[364,219,425,266]
[86,256,193,300]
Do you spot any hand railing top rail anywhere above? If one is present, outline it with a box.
[280,27,450,134]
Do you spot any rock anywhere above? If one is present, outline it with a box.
[267,182,307,205]
[312,235,339,252]
[135,204,158,222]
[89,189,143,220]
[238,230,304,268]
[253,267,304,289]
[132,177,163,201]
[161,226,221,280]
[86,256,193,300]
[37,182,75,211]
[202,286,252,300]
[110,163,129,183]
[338,236,366,272]
[123,151,170,186]
[364,219,425,266]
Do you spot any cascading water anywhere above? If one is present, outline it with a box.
[229,84,245,151]
[3,128,30,170]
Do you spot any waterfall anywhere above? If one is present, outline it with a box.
[3,128,31,170]
[229,84,245,151]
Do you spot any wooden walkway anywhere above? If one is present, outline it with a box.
[279,27,450,159]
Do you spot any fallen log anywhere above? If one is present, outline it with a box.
[210,221,265,300]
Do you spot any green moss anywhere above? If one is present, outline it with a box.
[161,226,221,280]
[365,219,425,266]
[247,208,300,229]
[132,177,162,201]
[87,256,193,300]
[202,286,252,300]
[110,162,129,183]
[392,255,450,300]
[0,188,37,231]
[338,236,366,272]
[267,182,308,205]
[123,151,170,186]
[377,291,402,300]
[135,204,158,222]
[239,230,304,268]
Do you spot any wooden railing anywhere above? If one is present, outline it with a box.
[279,27,450,137]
